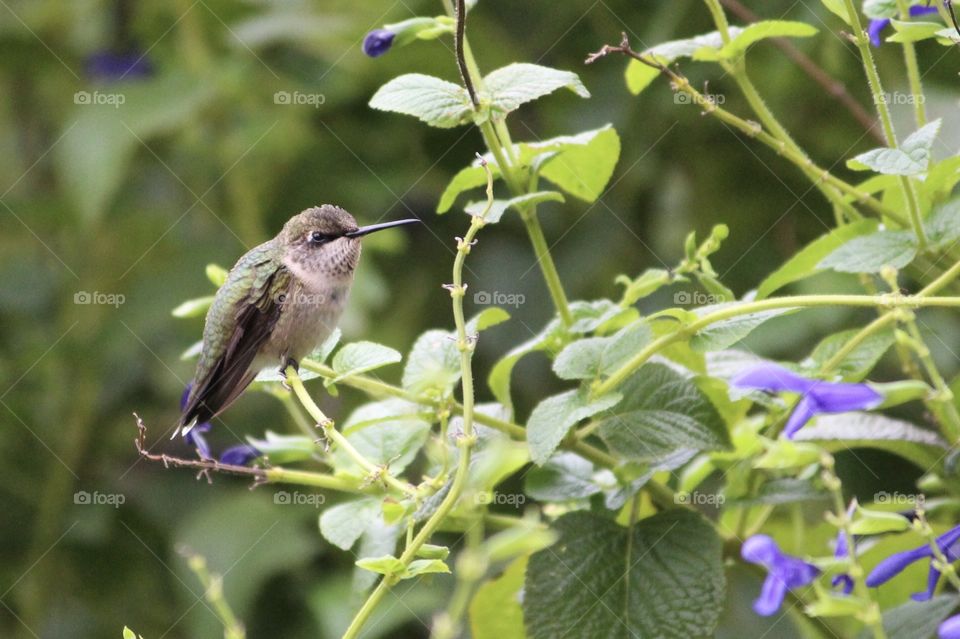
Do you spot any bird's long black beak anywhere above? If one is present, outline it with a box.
[345,218,420,238]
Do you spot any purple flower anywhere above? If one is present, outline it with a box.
[832,529,855,594]
[731,364,883,438]
[220,444,261,466]
[363,29,395,57]
[866,524,960,601]
[868,5,940,46]
[941,614,960,639]
[86,50,153,81]
[742,535,820,616]
[181,384,212,459]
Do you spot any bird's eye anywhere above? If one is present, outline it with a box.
[308,231,330,245]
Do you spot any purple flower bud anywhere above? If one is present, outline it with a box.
[742,535,820,616]
[730,364,883,438]
[363,29,396,57]
[86,50,153,81]
[940,614,960,639]
[220,444,261,466]
[868,6,940,46]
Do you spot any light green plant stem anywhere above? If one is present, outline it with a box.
[842,0,928,249]
[262,467,370,493]
[298,358,619,468]
[822,460,887,639]
[703,0,860,223]
[442,0,574,327]
[916,510,960,590]
[658,65,907,226]
[895,0,928,127]
[902,319,960,442]
[432,516,485,639]
[285,366,417,497]
[184,552,246,639]
[341,164,492,639]
[595,293,960,397]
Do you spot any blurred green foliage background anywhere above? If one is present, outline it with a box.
[2,0,959,637]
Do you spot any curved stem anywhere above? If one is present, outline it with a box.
[895,0,928,127]
[341,162,494,639]
[286,366,417,497]
[842,0,928,248]
[594,293,960,397]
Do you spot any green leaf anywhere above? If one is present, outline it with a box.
[821,0,853,25]
[527,388,622,465]
[869,595,960,639]
[734,478,829,505]
[756,219,879,298]
[334,399,431,474]
[690,306,793,352]
[438,164,501,214]
[246,431,315,464]
[406,559,450,577]
[863,0,899,19]
[205,263,228,286]
[925,197,960,249]
[698,20,818,60]
[402,329,462,397]
[598,363,731,464]
[807,328,895,381]
[468,307,512,332]
[356,554,406,576]
[470,557,528,639]
[329,341,401,384]
[616,268,672,305]
[369,74,473,128]
[319,498,382,551]
[625,29,740,95]
[568,298,630,334]
[848,119,942,176]
[524,452,606,501]
[553,321,652,380]
[537,126,621,202]
[888,19,944,43]
[524,510,725,639]
[818,229,918,273]
[464,191,565,224]
[850,505,911,534]
[483,63,590,116]
[794,412,948,470]
[171,295,214,318]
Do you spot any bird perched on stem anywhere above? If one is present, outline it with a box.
[179,205,418,434]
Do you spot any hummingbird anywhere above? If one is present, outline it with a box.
[179,205,419,433]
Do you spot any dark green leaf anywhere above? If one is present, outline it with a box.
[598,363,731,464]
[528,388,622,465]
[524,510,725,639]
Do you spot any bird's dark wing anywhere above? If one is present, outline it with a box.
[180,246,292,428]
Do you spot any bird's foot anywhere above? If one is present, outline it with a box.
[279,357,299,391]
